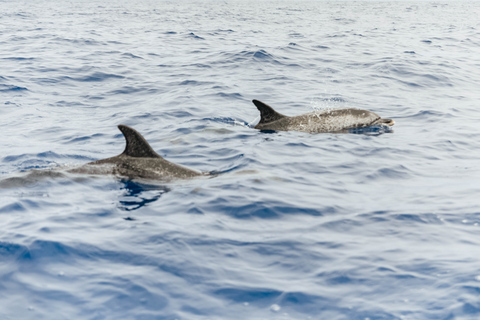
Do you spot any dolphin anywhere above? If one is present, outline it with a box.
[1,125,203,188]
[69,125,203,180]
[252,99,395,133]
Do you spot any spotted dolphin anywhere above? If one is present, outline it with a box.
[1,125,203,188]
[252,99,394,133]
[69,125,202,180]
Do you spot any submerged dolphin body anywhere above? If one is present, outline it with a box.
[70,125,202,180]
[1,125,202,188]
[252,100,395,133]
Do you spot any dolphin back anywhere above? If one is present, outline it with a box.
[79,125,202,180]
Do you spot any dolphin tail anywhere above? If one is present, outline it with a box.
[252,100,287,124]
[118,125,162,158]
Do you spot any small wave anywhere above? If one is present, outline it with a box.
[365,165,412,181]
[0,84,28,92]
[0,202,28,213]
[221,202,327,219]
[178,80,215,86]
[52,37,103,46]
[73,72,125,82]
[208,49,288,67]
[252,49,274,60]
[108,86,152,95]
[215,92,243,100]
[64,133,104,144]
[202,117,250,127]
[399,109,452,122]
[2,57,35,61]
[289,32,304,39]
[188,32,205,40]
[122,53,143,59]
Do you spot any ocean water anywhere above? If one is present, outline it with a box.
[1,0,480,319]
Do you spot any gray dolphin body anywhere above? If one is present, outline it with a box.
[252,100,395,133]
[1,125,202,188]
[70,125,202,180]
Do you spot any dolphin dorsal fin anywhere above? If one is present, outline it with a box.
[252,100,287,124]
[118,125,161,158]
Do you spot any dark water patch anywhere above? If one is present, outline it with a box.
[214,92,243,100]
[280,292,332,313]
[334,17,356,24]
[364,165,412,181]
[289,32,304,39]
[186,63,212,69]
[222,202,327,219]
[8,36,28,42]
[188,32,204,40]
[178,80,214,86]
[207,49,288,67]
[53,100,88,108]
[122,52,143,59]
[118,179,170,211]
[14,12,34,18]
[0,84,28,92]
[326,32,348,38]
[0,202,28,213]
[2,56,35,61]
[82,94,104,100]
[461,303,480,315]
[322,271,358,285]
[0,242,29,258]
[348,125,394,135]
[167,110,194,119]
[213,287,282,305]
[64,133,104,144]
[108,86,154,95]
[4,101,20,107]
[321,218,363,232]
[164,31,177,35]
[393,213,444,225]
[72,72,125,82]
[52,37,104,46]
[252,49,274,61]
[37,151,63,159]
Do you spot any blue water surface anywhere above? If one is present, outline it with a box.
[1,1,480,319]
